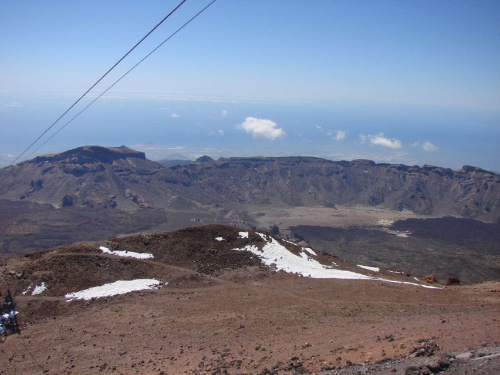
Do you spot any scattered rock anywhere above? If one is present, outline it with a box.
[455,351,473,360]
[446,277,461,285]
[425,354,451,372]
[421,275,437,284]
[404,366,422,375]
[410,340,440,358]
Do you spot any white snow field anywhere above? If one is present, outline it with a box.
[234,233,372,280]
[99,246,154,259]
[65,279,163,301]
[233,232,440,288]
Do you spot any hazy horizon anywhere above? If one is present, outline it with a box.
[1,0,499,171]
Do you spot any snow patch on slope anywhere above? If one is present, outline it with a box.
[302,247,317,256]
[65,279,163,301]
[22,282,47,296]
[32,282,48,295]
[357,265,380,272]
[99,246,154,259]
[234,233,372,280]
[233,232,441,289]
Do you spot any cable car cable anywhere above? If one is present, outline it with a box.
[10,0,188,166]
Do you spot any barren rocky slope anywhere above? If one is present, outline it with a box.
[1,146,498,221]
[0,225,403,300]
[168,156,500,221]
[0,225,498,374]
[0,146,164,211]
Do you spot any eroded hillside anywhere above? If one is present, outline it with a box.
[0,146,498,221]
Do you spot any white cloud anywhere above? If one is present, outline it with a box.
[333,130,346,141]
[236,117,286,140]
[411,140,438,151]
[222,110,228,117]
[361,133,402,149]
[316,126,346,141]
[171,113,180,118]
[218,130,224,136]
[422,141,438,151]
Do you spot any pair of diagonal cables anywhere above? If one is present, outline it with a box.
[11,0,218,165]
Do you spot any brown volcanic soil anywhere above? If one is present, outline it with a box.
[2,277,499,375]
[0,225,498,374]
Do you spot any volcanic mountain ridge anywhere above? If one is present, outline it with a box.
[0,145,498,221]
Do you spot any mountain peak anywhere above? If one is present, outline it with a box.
[30,145,146,165]
[196,155,214,163]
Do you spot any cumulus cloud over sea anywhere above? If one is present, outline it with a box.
[422,141,438,151]
[333,130,346,141]
[236,117,286,140]
[411,140,439,152]
[316,126,346,141]
[361,133,402,149]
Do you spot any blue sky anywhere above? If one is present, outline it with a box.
[1,0,499,171]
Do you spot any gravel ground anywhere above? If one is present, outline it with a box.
[1,276,498,374]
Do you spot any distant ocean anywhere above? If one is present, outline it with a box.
[1,93,499,172]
